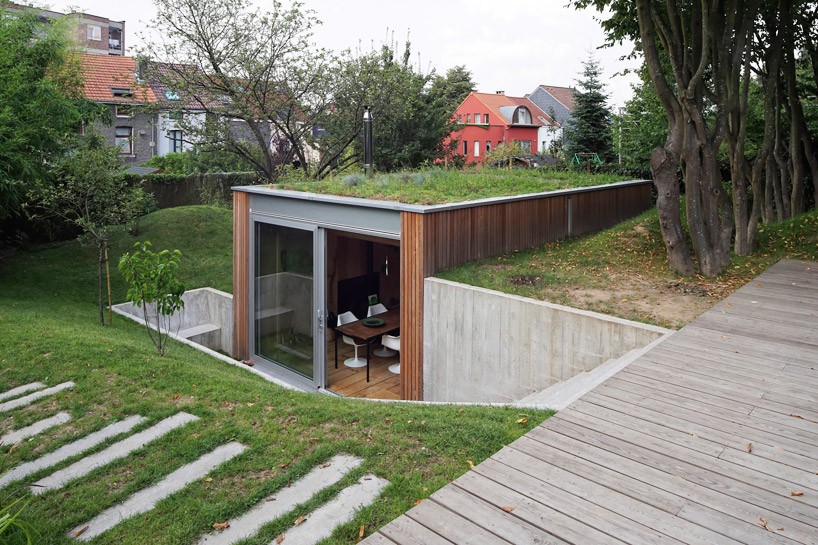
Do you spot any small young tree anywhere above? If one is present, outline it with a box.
[118,242,186,356]
[33,133,147,325]
[565,53,615,164]
[485,142,526,168]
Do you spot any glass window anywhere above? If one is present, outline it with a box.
[466,113,471,124]
[474,140,480,157]
[169,129,184,153]
[115,126,132,155]
[115,105,133,118]
[87,24,101,41]
[513,107,532,125]
[484,114,489,124]
[486,141,491,152]
[515,140,532,152]
[463,140,468,156]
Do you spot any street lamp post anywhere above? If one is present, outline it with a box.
[363,106,373,177]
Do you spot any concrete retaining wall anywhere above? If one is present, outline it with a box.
[113,287,233,354]
[423,278,670,403]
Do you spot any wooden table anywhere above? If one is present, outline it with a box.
[334,307,400,382]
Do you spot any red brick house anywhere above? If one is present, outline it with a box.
[447,91,558,164]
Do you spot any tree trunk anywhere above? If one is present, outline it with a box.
[97,243,105,326]
[651,117,693,275]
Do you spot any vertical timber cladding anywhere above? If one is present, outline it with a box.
[399,212,429,400]
[232,191,250,361]
[572,183,654,237]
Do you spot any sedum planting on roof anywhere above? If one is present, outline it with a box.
[272,168,631,205]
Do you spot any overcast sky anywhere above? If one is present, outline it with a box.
[48,0,641,108]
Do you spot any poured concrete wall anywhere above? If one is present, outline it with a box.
[113,287,233,354]
[423,278,669,403]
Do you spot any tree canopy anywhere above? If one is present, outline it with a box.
[0,8,102,220]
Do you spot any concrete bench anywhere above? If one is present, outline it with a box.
[178,323,222,351]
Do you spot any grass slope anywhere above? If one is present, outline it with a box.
[0,206,550,545]
[440,206,818,328]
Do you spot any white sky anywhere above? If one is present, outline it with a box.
[48,0,641,108]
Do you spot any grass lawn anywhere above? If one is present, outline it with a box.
[275,167,632,205]
[0,206,551,545]
[439,206,818,328]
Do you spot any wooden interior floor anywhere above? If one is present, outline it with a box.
[326,334,401,400]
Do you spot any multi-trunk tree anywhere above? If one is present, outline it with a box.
[576,0,818,277]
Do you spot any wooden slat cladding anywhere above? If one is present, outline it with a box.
[232,191,250,361]
[399,212,428,400]
[572,183,653,237]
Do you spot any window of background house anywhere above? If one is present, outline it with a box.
[169,129,184,153]
[515,140,532,152]
[466,113,471,123]
[463,140,468,156]
[115,126,133,155]
[474,140,480,157]
[484,114,489,124]
[115,105,133,118]
[87,24,101,41]
[486,141,491,153]
[457,114,462,123]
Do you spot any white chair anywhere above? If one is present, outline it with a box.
[368,304,396,357]
[337,311,366,368]
[382,334,400,374]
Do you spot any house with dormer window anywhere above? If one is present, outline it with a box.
[78,54,157,165]
[447,91,558,164]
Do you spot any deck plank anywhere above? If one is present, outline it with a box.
[361,259,818,545]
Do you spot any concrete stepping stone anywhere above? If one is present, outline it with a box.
[0,415,146,489]
[198,454,364,545]
[273,474,389,545]
[0,381,75,413]
[0,382,46,402]
[31,412,199,495]
[69,441,248,542]
[0,411,71,446]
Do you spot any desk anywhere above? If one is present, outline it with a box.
[334,307,400,382]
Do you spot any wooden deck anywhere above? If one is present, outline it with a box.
[363,259,818,545]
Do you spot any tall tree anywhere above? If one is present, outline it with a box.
[0,8,101,220]
[565,54,615,164]
[314,41,471,176]
[618,66,667,171]
[142,0,337,181]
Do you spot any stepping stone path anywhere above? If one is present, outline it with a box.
[0,382,389,544]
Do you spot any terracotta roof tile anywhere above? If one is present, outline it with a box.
[78,54,156,104]
[469,92,551,127]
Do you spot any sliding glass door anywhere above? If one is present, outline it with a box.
[253,218,324,387]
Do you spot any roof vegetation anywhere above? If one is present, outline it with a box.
[272,168,633,205]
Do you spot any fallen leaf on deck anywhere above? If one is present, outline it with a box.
[276,533,285,544]
[212,522,230,530]
[500,506,515,512]
[759,517,771,531]
[790,414,804,419]
[414,499,423,505]
[294,515,307,526]
[790,491,804,497]
[747,443,753,453]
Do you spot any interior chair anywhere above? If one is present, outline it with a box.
[337,311,366,368]
[381,334,400,374]
[367,303,396,357]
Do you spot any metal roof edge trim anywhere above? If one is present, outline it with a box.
[231,179,653,214]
